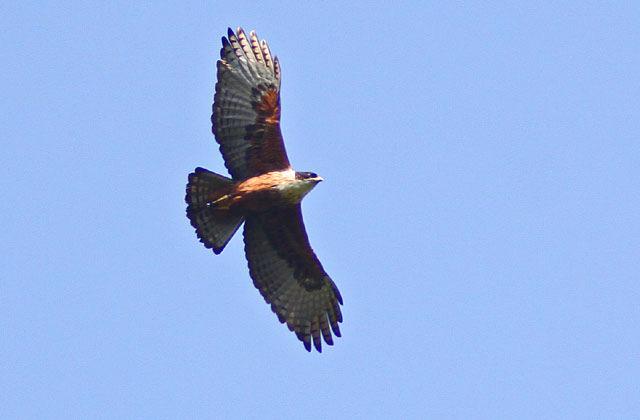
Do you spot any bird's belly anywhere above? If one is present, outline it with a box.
[233,183,312,212]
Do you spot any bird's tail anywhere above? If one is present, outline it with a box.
[185,167,244,254]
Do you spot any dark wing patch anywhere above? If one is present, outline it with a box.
[213,28,290,180]
[243,205,343,352]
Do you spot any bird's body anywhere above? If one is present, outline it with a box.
[185,28,343,352]
[210,169,322,211]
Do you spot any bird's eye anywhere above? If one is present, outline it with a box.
[308,172,317,178]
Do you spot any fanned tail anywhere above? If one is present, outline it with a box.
[186,167,244,254]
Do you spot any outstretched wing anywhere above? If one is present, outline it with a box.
[243,205,343,352]
[212,27,290,180]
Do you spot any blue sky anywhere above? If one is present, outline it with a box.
[2,2,639,418]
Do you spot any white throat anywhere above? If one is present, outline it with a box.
[277,179,317,203]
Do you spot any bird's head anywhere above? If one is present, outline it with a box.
[295,171,324,184]
[282,171,323,203]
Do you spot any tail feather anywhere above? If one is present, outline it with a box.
[186,167,244,254]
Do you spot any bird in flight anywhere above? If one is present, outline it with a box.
[185,28,343,352]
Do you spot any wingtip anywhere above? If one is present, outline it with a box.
[332,323,342,337]
[333,285,343,305]
[220,36,230,57]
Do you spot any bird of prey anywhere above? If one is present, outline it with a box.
[185,28,343,352]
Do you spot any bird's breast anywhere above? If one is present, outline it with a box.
[274,180,315,204]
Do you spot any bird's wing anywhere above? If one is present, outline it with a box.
[243,205,343,352]
[212,27,290,180]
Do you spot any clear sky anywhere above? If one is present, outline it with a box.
[2,2,639,419]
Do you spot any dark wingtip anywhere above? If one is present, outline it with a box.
[324,333,334,346]
[331,323,341,338]
[220,38,229,60]
[303,341,311,352]
[333,284,343,305]
[227,27,234,38]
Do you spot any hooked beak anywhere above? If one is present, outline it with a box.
[314,176,324,183]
